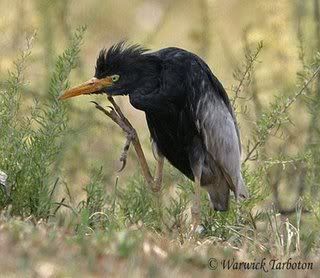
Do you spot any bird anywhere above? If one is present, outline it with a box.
[59,42,249,226]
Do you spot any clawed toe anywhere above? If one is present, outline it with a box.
[92,96,160,191]
[92,97,138,172]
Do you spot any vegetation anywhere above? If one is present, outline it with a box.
[0,1,320,277]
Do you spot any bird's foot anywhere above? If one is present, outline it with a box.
[151,179,161,193]
[191,209,200,231]
[117,129,137,172]
[193,223,206,234]
[188,223,206,240]
[92,96,155,191]
[91,97,137,172]
[189,206,207,237]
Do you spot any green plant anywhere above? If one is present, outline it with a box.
[0,26,86,218]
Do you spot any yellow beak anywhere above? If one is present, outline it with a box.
[59,77,113,100]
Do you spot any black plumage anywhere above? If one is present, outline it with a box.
[62,42,249,212]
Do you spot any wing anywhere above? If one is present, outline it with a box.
[194,59,241,153]
[188,58,246,197]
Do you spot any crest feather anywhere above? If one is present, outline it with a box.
[95,42,149,78]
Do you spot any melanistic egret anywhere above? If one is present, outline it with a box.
[59,43,249,227]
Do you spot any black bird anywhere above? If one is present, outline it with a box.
[59,43,248,226]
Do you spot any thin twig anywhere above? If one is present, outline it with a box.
[243,27,262,118]
[49,177,59,200]
[52,198,78,215]
[243,65,320,164]
[232,41,263,107]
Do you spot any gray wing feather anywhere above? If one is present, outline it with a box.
[194,59,242,154]
[196,92,241,186]
[191,63,248,199]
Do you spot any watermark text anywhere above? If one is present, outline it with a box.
[208,257,313,272]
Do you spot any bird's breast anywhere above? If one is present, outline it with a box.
[145,111,197,180]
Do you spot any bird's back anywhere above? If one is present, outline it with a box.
[153,47,241,150]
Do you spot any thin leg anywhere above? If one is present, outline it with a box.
[191,175,201,230]
[153,155,164,192]
[151,140,164,192]
[188,139,205,233]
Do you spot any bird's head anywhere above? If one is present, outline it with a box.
[59,42,161,100]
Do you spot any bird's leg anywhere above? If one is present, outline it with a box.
[131,134,155,189]
[189,143,204,234]
[151,140,164,192]
[191,175,201,231]
[153,155,164,192]
[91,98,154,189]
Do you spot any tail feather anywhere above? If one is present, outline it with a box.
[205,175,248,211]
[206,181,230,211]
[236,175,249,200]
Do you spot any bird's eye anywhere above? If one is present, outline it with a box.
[111,74,120,82]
